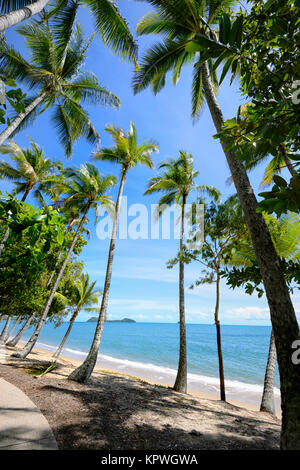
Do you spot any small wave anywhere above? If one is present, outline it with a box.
[27,339,280,402]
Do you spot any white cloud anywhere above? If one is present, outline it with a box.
[226,306,270,320]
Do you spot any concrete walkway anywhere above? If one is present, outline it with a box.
[0,377,58,450]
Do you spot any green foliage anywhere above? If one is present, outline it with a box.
[167,195,247,288]
[212,0,300,212]
[0,138,62,201]
[257,171,300,216]
[0,77,27,125]
[0,16,120,156]
[222,212,300,296]
[93,121,158,172]
[145,151,219,217]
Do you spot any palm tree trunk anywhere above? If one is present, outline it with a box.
[69,169,127,383]
[215,270,226,401]
[6,313,35,347]
[53,306,80,359]
[201,61,300,449]
[0,0,50,32]
[0,316,11,341]
[174,195,187,393]
[0,92,47,146]
[0,186,30,256]
[260,329,276,416]
[12,204,90,359]
[4,317,20,342]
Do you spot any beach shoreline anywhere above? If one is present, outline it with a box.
[17,341,282,418]
[0,344,281,450]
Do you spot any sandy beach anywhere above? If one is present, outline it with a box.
[0,343,281,450]
[20,340,281,414]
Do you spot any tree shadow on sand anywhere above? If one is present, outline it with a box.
[40,372,280,450]
[0,355,280,450]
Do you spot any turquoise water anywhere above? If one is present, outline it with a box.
[21,322,280,404]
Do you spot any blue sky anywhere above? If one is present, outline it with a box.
[2,1,299,325]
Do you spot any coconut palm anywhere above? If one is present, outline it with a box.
[145,151,218,393]
[53,273,102,359]
[230,213,300,415]
[6,312,35,346]
[12,163,116,359]
[0,138,61,200]
[0,315,11,341]
[133,0,299,443]
[0,0,137,66]
[0,138,61,256]
[0,1,49,32]
[0,18,120,156]
[2,316,21,342]
[69,121,158,383]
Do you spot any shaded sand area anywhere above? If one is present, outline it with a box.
[0,346,281,450]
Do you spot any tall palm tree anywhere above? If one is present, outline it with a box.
[0,138,61,256]
[133,0,299,445]
[145,151,218,393]
[69,121,158,383]
[0,18,120,156]
[0,0,137,67]
[53,273,102,359]
[0,1,49,32]
[12,163,116,359]
[230,213,300,415]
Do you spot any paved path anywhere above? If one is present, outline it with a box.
[0,377,58,450]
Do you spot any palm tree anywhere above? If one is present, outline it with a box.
[6,312,35,347]
[230,213,300,415]
[133,0,299,444]
[0,1,49,32]
[12,163,116,359]
[145,151,217,393]
[0,18,120,156]
[53,273,102,359]
[3,316,21,342]
[0,315,11,341]
[0,0,137,67]
[69,121,158,383]
[0,138,61,256]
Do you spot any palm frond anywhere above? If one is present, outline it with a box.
[81,0,137,63]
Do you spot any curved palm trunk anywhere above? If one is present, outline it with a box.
[0,92,46,146]
[0,186,30,257]
[12,204,90,359]
[69,169,127,383]
[260,329,276,416]
[174,196,187,393]
[0,316,11,341]
[0,0,50,32]
[201,61,300,449]
[53,306,80,359]
[4,317,20,342]
[215,270,225,401]
[6,313,35,347]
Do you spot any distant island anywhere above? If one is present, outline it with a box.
[87,317,136,323]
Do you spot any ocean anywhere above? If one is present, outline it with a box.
[21,322,280,408]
